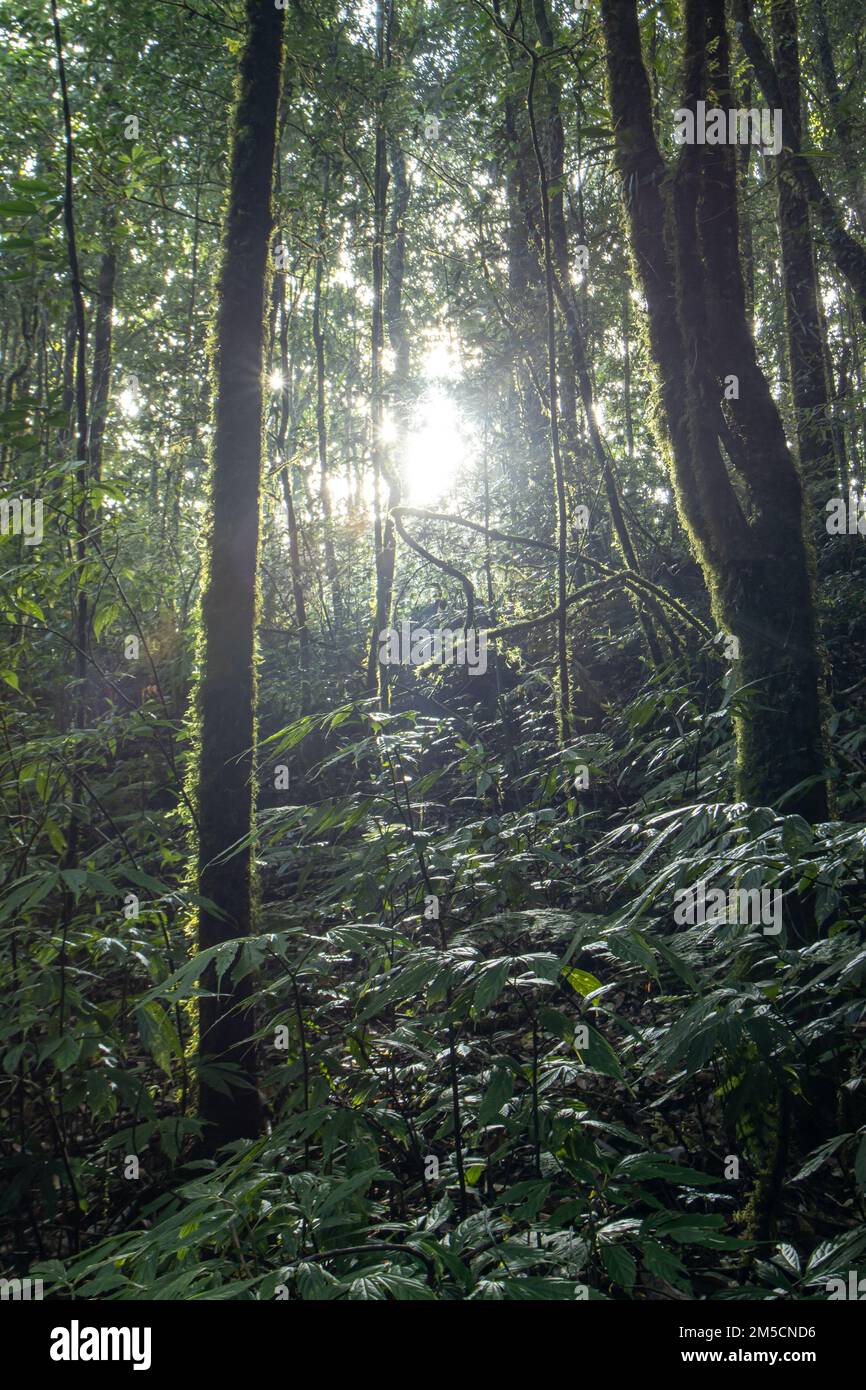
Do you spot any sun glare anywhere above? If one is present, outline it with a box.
[403,387,467,506]
[380,410,398,445]
[119,386,140,418]
[420,338,461,381]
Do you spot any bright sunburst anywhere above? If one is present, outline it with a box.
[403,386,467,507]
[400,333,469,506]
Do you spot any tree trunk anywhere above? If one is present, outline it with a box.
[737,80,756,328]
[312,161,342,628]
[195,0,285,1151]
[600,0,830,823]
[771,0,837,497]
[276,270,311,712]
[366,0,399,698]
[88,227,117,498]
[525,48,572,740]
[495,1,549,489]
[380,126,409,664]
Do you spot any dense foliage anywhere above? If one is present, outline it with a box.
[1,0,865,1301]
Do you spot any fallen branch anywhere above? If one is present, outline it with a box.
[392,506,713,644]
[393,506,556,553]
[390,509,477,629]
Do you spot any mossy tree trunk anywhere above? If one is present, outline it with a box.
[600,0,830,825]
[88,226,117,496]
[494,1,549,488]
[771,0,837,498]
[312,160,342,629]
[276,281,312,714]
[385,131,410,497]
[196,0,285,1151]
[366,0,405,701]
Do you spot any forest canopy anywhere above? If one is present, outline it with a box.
[1,0,866,1313]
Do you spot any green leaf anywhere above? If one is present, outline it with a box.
[0,870,60,922]
[774,1244,801,1276]
[473,957,511,1012]
[53,1033,82,1073]
[478,1064,514,1126]
[574,1022,623,1080]
[791,1134,848,1182]
[782,815,813,858]
[14,596,45,622]
[805,1228,866,1278]
[135,1001,181,1077]
[3,1042,28,1073]
[471,1277,581,1300]
[642,1240,690,1288]
[93,600,122,639]
[44,819,67,855]
[561,965,602,996]
[600,1243,636,1290]
[613,1152,713,1185]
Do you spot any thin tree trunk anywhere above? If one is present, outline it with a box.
[278,283,311,709]
[195,0,285,1151]
[312,161,342,627]
[51,0,88,710]
[526,50,572,740]
[51,0,89,1253]
[495,0,549,492]
[88,223,117,501]
[366,0,397,698]
[381,125,410,625]
[622,289,634,467]
[737,80,756,328]
[771,0,837,495]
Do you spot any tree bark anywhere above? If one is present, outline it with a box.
[366,0,399,698]
[380,126,409,667]
[526,50,573,740]
[600,0,830,823]
[312,161,342,627]
[276,270,311,711]
[771,0,837,495]
[195,0,285,1151]
[88,227,117,498]
[495,0,549,487]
